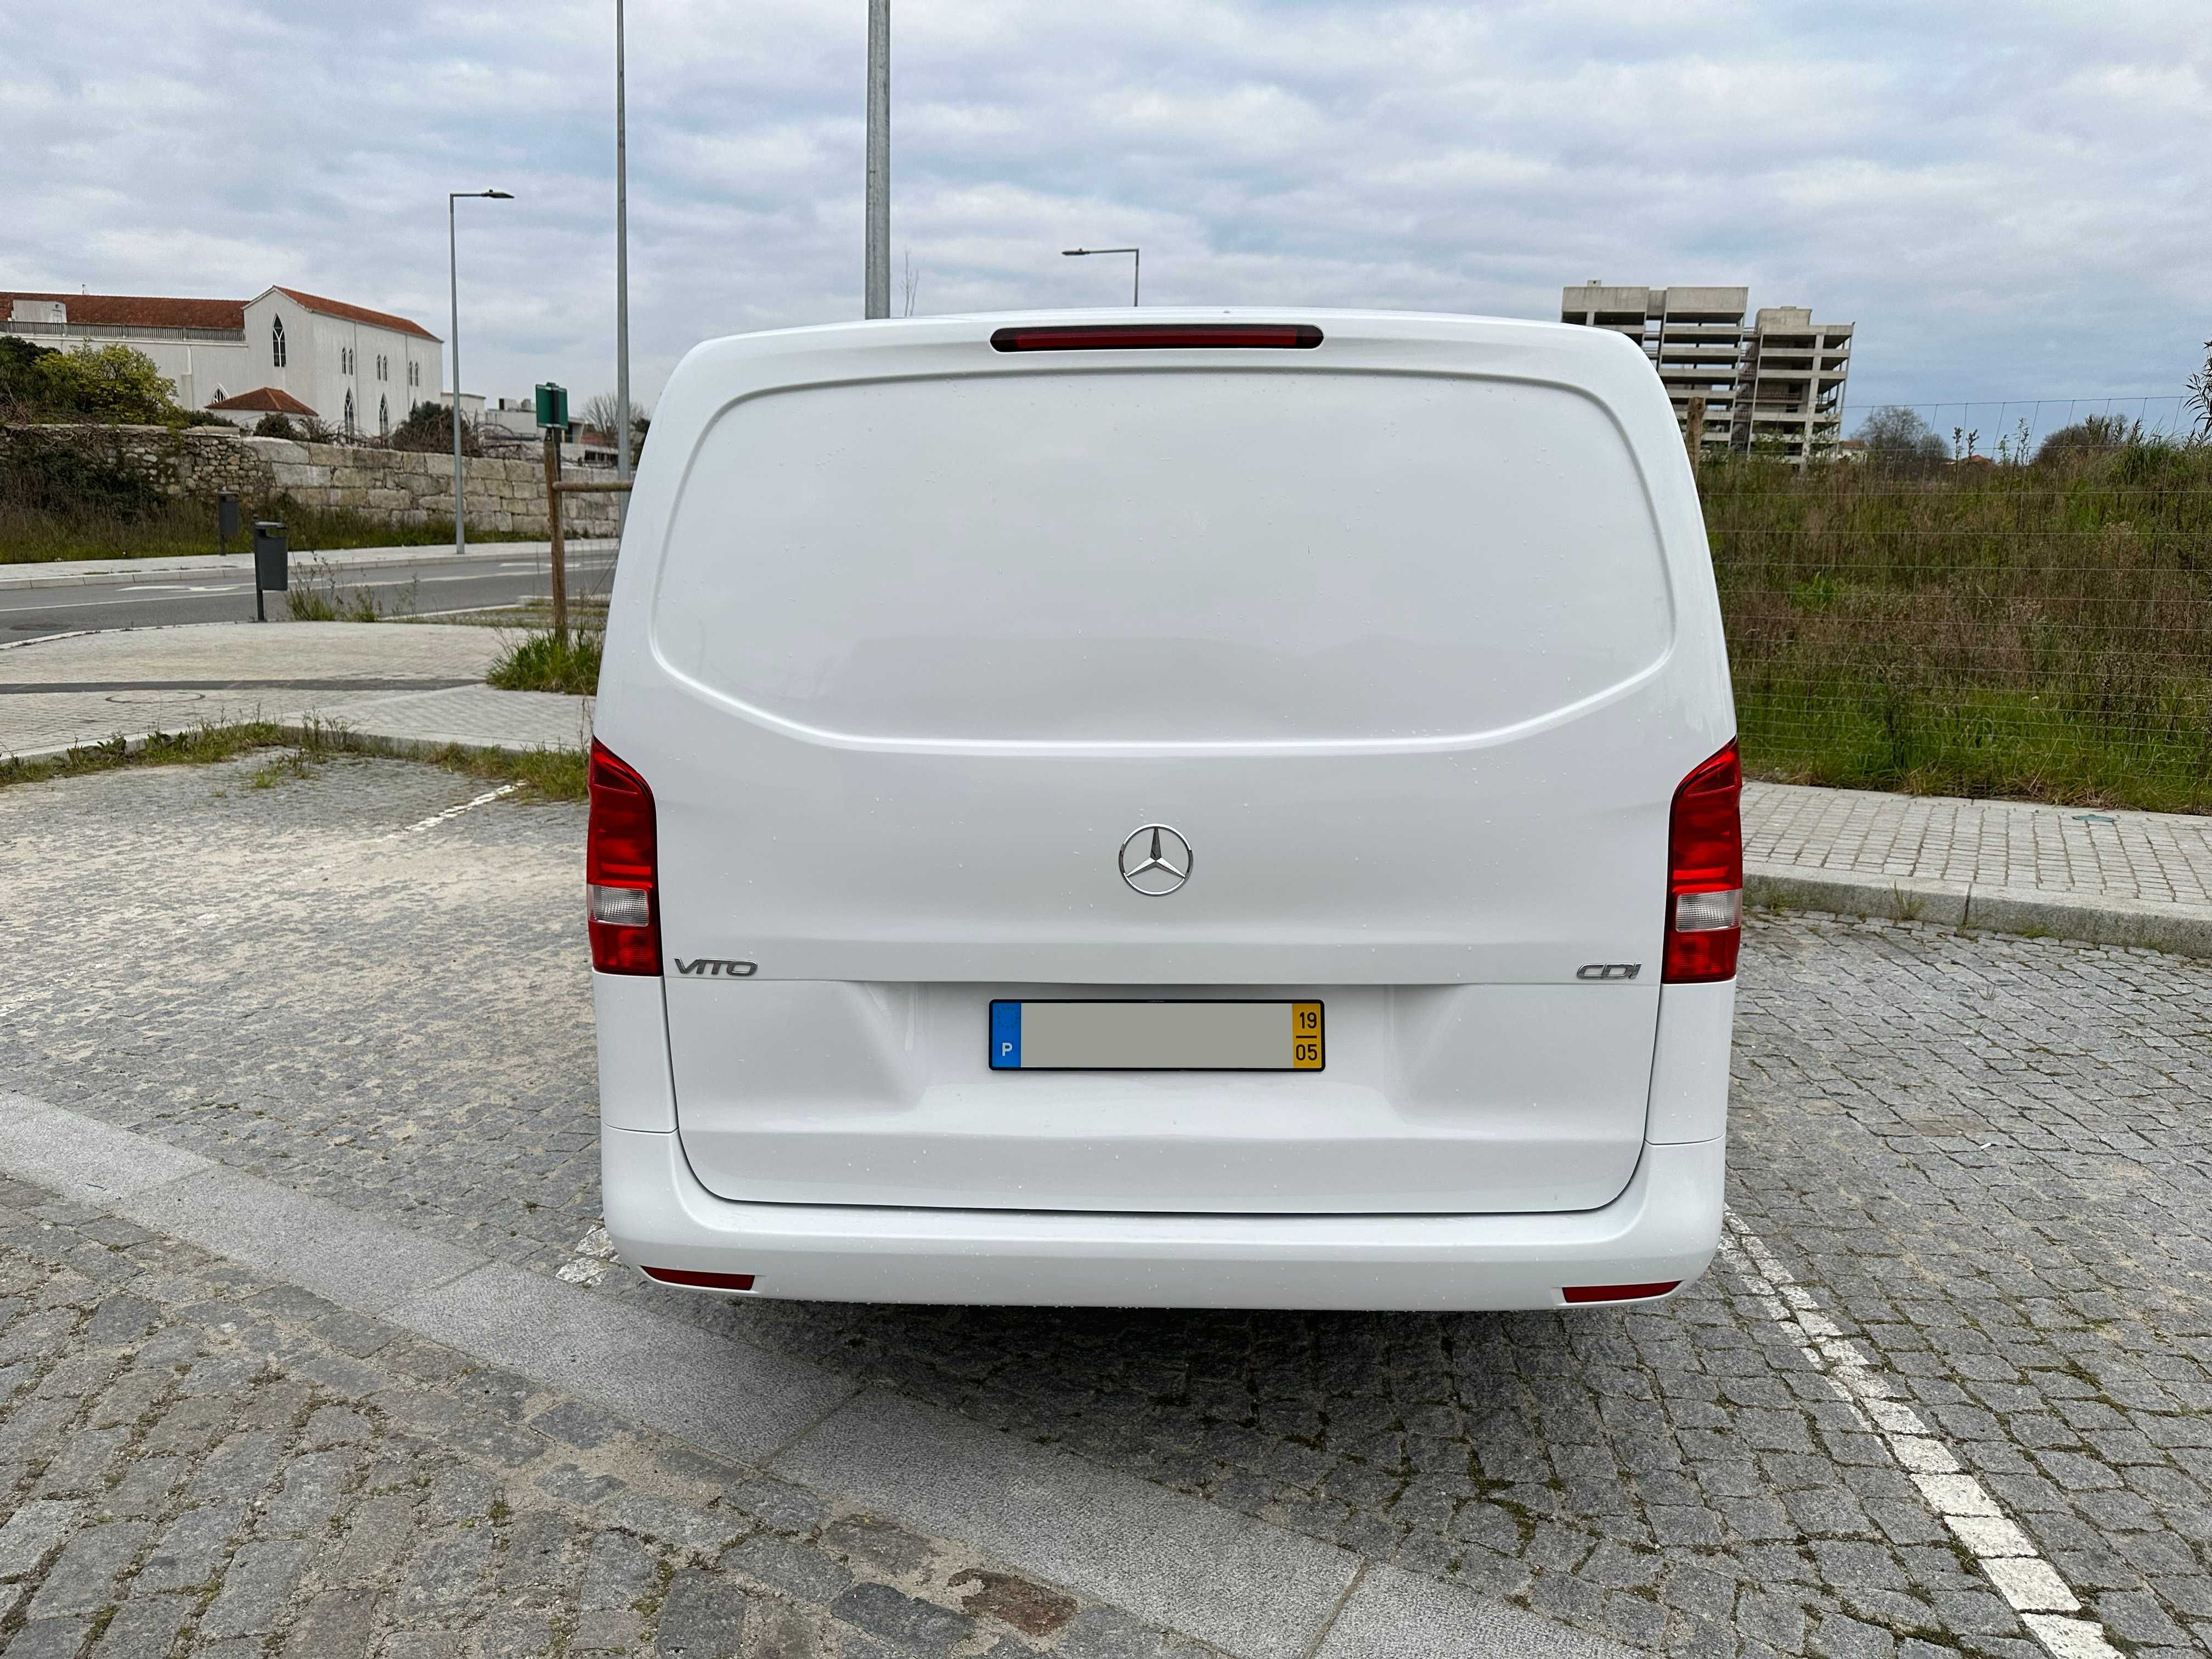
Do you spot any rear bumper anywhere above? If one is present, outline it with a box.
[600,1127,1724,1312]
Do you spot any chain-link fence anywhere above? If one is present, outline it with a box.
[1705,426,2212,813]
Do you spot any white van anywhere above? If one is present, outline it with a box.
[589,309,1739,1311]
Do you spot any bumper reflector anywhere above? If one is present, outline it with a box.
[1561,1281,1680,1304]
[642,1266,757,1292]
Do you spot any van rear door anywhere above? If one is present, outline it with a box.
[612,313,1730,1216]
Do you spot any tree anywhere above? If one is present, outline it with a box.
[580,394,650,464]
[388,400,481,456]
[2034,413,2137,464]
[2188,337,2212,437]
[1852,406,1948,471]
[34,343,184,423]
[0,337,55,414]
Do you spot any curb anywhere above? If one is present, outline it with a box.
[1746,862,2212,960]
[0,1094,1637,1659]
[4,713,575,770]
[0,539,617,593]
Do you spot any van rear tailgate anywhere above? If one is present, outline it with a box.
[665,981,1658,1214]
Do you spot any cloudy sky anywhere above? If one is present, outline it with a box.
[7,1,2207,435]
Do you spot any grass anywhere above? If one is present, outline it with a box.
[1706,441,2212,812]
[0,719,588,801]
[0,495,540,564]
[487,628,602,695]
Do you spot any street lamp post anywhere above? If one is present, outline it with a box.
[1063,246,1139,306]
[448,188,513,556]
[614,0,632,515]
[865,0,890,318]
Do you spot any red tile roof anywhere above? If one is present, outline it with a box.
[2,287,440,342]
[206,386,320,416]
[271,287,438,341]
[1,291,246,330]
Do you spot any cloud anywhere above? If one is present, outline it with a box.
[3,0,2207,431]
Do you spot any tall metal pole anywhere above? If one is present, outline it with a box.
[864,0,890,319]
[1062,247,1141,306]
[614,0,632,520]
[450,196,464,557]
[447,190,511,556]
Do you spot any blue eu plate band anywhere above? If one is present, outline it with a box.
[989,1000,1022,1070]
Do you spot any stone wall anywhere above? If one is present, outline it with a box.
[0,423,619,537]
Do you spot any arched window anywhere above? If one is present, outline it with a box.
[343,390,355,432]
[212,386,225,402]
[379,395,390,436]
[272,316,287,367]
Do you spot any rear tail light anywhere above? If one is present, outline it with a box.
[990,323,1323,352]
[1562,1282,1681,1305]
[586,739,661,976]
[1663,741,1742,984]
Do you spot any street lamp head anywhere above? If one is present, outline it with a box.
[1063,249,1088,257]
[484,190,514,199]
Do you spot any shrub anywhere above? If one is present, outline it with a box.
[253,413,301,439]
[1851,406,1949,473]
[0,432,165,521]
[33,343,184,424]
[390,400,481,456]
[2034,414,2137,464]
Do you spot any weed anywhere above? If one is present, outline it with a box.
[0,494,538,565]
[487,629,602,696]
[0,719,586,801]
[1709,442,2212,812]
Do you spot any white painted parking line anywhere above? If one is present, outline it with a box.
[380,782,522,840]
[1719,1212,2123,1659]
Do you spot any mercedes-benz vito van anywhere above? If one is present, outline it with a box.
[590,309,1739,1311]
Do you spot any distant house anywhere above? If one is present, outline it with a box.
[202,386,321,428]
[0,286,442,438]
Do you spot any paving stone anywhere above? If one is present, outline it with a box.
[656,1569,751,1657]
[829,1582,975,1657]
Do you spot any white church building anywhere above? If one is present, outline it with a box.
[1,286,446,438]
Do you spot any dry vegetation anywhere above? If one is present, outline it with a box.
[1706,441,2212,810]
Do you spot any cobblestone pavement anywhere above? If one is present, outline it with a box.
[0,1168,1212,1657]
[1745,780,2212,906]
[7,754,2212,1656]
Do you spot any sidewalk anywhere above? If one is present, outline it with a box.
[0,539,617,592]
[0,1093,1624,1659]
[1745,781,2212,957]
[0,621,590,763]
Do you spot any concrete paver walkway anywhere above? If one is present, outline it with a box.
[0,620,590,763]
[1745,781,2212,908]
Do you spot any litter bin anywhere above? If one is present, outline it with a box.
[252,521,287,620]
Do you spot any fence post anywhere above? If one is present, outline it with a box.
[1684,396,1707,470]
[544,427,568,644]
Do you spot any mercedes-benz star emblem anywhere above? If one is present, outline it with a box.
[1118,825,1192,896]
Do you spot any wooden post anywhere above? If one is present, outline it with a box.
[1684,395,1707,467]
[543,426,568,643]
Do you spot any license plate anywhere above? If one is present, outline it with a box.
[989,1000,1324,1071]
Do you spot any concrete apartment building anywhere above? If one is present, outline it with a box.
[2,287,442,438]
[1560,283,1853,461]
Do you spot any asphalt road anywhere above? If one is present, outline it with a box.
[0,549,620,641]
